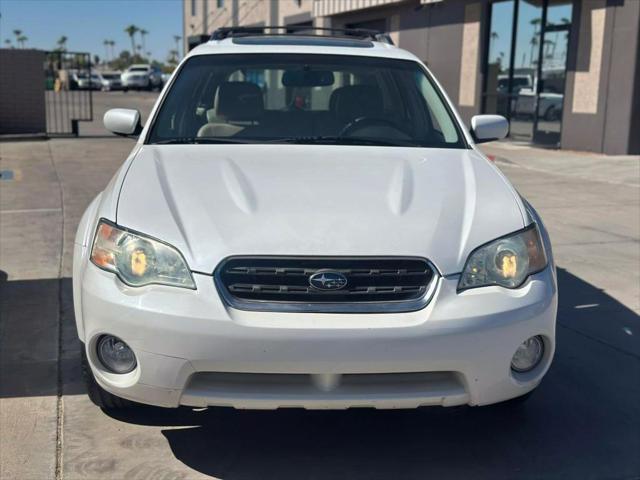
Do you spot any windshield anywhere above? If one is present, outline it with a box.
[129,67,148,72]
[147,54,466,148]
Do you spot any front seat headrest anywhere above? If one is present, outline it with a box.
[215,81,264,122]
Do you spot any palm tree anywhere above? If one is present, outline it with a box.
[529,36,538,67]
[489,31,499,63]
[103,39,110,61]
[108,40,116,59]
[173,35,181,59]
[124,24,139,56]
[17,35,27,48]
[530,17,542,62]
[490,31,498,49]
[57,35,68,51]
[13,29,22,46]
[4,38,12,48]
[168,49,178,65]
[139,29,148,55]
[530,17,542,34]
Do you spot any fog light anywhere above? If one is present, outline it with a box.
[511,336,544,373]
[96,335,137,374]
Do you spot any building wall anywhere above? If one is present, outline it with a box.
[0,49,46,135]
[185,0,315,41]
[237,0,270,27]
[279,0,314,26]
[562,0,640,154]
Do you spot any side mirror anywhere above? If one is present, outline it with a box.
[470,115,508,143]
[104,108,142,136]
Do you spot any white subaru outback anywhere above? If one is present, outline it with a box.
[73,28,556,410]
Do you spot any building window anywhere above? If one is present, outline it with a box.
[295,0,302,6]
[483,0,572,146]
[191,0,196,16]
[217,0,224,8]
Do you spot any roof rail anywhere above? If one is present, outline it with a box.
[210,26,394,45]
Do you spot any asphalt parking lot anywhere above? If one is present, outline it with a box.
[1,91,639,480]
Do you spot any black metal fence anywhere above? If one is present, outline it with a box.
[44,51,93,135]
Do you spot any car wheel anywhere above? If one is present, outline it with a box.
[544,106,557,121]
[81,348,136,409]
[123,87,128,93]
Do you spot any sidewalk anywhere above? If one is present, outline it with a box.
[481,141,640,188]
[0,137,135,479]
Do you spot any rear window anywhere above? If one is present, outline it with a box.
[147,54,466,148]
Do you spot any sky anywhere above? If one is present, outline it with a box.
[0,0,183,63]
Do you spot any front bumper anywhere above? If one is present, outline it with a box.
[77,262,557,409]
[102,81,122,90]
[122,77,149,88]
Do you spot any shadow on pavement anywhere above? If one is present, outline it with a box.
[101,268,640,479]
[0,277,85,398]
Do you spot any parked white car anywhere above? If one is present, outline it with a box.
[120,64,163,91]
[74,28,557,410]
[98,71,123,91]
[73,71,102,90]
[161,72,173,85]
[514,88,564,121]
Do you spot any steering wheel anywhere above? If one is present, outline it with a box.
[339,116,408,138]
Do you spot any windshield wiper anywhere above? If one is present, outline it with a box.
[151,137,258,145]
[264,136,422,147]
[151,136,424,147]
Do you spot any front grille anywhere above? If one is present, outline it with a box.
[215,256,437,313]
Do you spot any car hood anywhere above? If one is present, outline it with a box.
[117,145,525,275]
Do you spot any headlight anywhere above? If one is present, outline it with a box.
[90,220,195,289]
[458,224,547,291]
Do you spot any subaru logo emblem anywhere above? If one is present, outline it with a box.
[309,270,348,291]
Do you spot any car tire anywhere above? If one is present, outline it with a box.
[544,106,557,121]
[81,349,136,409]
[123,87,128,93]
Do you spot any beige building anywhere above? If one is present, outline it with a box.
[183,0,640,154]
[184,0,314,43]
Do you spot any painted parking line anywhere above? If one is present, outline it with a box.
[0,208,62,214]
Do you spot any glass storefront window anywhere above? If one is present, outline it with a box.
[483,0,572,146]
[483,0,515,118]
[510,0,543,142]
[536,0,572,142]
